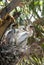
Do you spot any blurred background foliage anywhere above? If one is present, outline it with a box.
[0,0,44,65]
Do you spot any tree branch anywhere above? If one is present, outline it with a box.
[0,0,21,19]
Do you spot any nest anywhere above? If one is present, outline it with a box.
[0,41,25,65]
[29,43,43,59]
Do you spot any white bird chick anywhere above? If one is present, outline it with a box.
[4,29,16,46]
[4,28,28,48]
[26,24,33,37]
